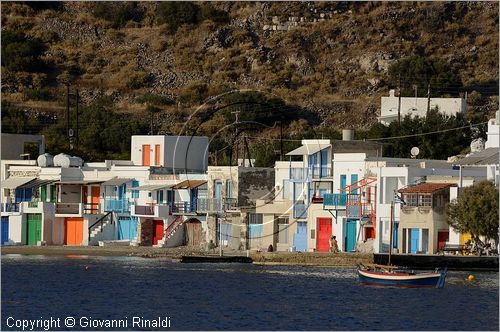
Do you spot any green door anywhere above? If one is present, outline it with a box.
[27,214,42,245]
[50,185,57,203]
[41,185,47,202]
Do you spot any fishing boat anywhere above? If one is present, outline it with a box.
[357,200,448,288]
[357,263,447,288]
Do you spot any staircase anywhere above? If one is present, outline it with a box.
[88,212,114,246]
[155,216,184,248]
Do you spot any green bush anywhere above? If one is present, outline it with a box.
[136,93,174,106]
[126,72,149,89]
[1,30,45,72]
[199,3,229,24]
[24,88,53,101]
[156,1,199,32]
[92,2,144,28]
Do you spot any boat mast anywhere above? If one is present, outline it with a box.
[389,201,394,266]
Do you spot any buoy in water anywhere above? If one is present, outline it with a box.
[467,274,475,281]
[85,265,90,271]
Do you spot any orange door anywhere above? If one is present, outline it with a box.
[153,220,164,245]
[155,144,161,166]
[91,186,100,214]
[316,218,332,252]
[142,145,150,166]
[65,217,84,245]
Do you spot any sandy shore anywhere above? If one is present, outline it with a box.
[1,246,373,267]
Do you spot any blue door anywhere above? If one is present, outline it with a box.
[340,174,347,191]
[118,217,137,240]
[393,222,399,248]
[190,188,198,212]
[118,184,126,200]
[293,221,308,252]
[345,220,357,252]
[220,222,231,246]
[1,217,8,245]
[410,228,420,253]
[351,174,358,194]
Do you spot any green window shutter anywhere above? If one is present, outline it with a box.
[50,185,57,203]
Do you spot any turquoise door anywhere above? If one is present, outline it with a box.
[345,220,357,252]
[293,221,308,252]
[340,174,347,191]
[214,181,222,199]
[351,174,358,194]
[1,217,9,245]
[410,228,420,253]
[118,217,137,240]
[393,222,399,248]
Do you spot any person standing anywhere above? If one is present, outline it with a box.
[330,235,339,253]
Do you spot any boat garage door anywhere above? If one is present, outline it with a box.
[153,220,164,245]
[185,219,202,246]
[316,218,332,252]
[118,217,137,240]
[293,221,308,252]
[27,214,42,245]
[1,217,9,245]
[65,217,84,245]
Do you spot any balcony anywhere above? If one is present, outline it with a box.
[131,204,169,218]
[196,198,223,213]
[293,203,307,219]
[22,201,55,214]
[224,198,239,211]
[308,165,332,179]
[104,199,130,213]
[55,203,83,216]
[170,201,196,215]
[1,203,21,215]
[289,168,308,181]
[323,193,347,208]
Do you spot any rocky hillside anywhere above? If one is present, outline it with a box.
[1,1,498,134]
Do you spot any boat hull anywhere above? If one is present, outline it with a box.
[358,268,447,288]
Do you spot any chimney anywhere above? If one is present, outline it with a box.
[389,89,395,97]
[342,129,354,141]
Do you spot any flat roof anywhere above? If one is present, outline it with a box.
[454,148,499,166]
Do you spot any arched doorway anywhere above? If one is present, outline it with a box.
[184,218,202,246]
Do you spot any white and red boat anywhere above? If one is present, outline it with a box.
[357,263,447,288]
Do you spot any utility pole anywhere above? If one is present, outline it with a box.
[244,135,253,167]
[397,74,401,126]
[279,121,283,161]
[66,84,70,140]
[426,83,431,115]
[76,88,79,148]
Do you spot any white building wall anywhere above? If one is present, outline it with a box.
[485,111,499,149]
[379,90,466,125]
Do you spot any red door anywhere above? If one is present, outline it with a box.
[153,220,164,245]
[316,218,332,252]
[437,231,449,250]
[365,227,375,240]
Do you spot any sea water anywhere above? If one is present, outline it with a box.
[1,254,498,330]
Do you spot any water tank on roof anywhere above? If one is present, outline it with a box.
[342,129,354,141]
[37,153,54,167]
[53,153,83,168]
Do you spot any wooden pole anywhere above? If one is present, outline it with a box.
[397,75,401,125]
[389,201,394,266]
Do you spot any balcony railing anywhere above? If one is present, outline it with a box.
[323,193,348,207]
[308,165,332,178]
[289,168,308,181]
[224,198,238,211]
[170,201,195,214]
[293,203,307,219]
[56,203,81,215]
[196,198,223,213]
[104,199,130,213]
[84,203,100,214]
[134,205,155,215]
[1,203,20,213]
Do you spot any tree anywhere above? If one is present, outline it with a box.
[1,30,45,72]
[387,55,462,97]
[156,2,199,32]
[446,181,499,245]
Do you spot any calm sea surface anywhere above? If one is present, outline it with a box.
[1,254,498,331]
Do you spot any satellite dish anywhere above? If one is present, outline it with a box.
[410,147,420,158]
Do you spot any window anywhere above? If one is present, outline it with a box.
[419,194,432,207]
[277,218,289,244]
[248,213,263,224]
[225,180,233,199]
[131,181,139,199]
[282,180,289,199]
[404,194,418,206]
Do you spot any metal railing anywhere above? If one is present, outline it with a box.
[1,203,20,213]
[84,203,99,214]
[164,216,184,240]
[196,198,223,213]
[28,201,39,208]
[88,212,113,241]
[134,205,155,215]
[308,165,332,178]
[56,203,81,215]
[104,199,130,213]
[323,193,348,207]
[289,168,307,180]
